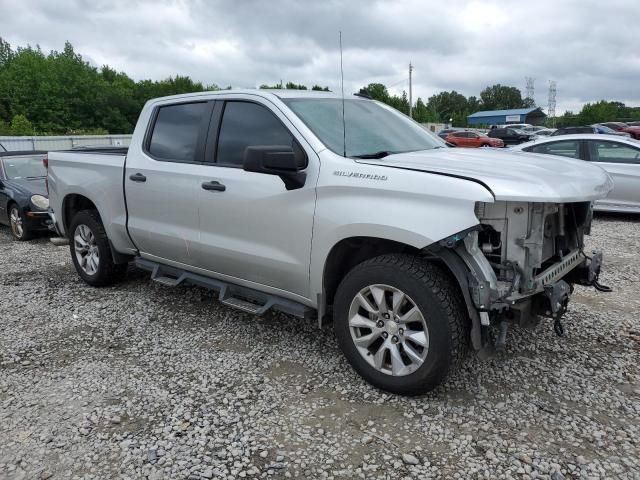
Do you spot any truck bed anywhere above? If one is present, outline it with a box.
[47,149,137,255]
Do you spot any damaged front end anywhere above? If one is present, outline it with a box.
[430,200,610,357]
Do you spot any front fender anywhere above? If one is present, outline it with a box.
[309,152,495,301]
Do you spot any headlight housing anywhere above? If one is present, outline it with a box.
[30,194,49,210]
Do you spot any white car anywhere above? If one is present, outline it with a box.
[512,134,640,213]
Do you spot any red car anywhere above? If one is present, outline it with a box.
[445,131,504,148]
[601,122,640,140]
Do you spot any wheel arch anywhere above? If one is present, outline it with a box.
[62,194,131,265]
[62,193,99,233]
[319,236,481,351]
[321,237,421,317]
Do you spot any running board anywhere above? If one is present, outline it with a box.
[135,258,310,319]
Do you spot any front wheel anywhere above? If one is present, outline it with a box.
[69,210,127,287]
[333,254,469,395]
[9,205,32,241]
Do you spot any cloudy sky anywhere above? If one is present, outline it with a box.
[1,0,638,114]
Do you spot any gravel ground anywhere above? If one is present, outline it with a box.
[1,214,639,480]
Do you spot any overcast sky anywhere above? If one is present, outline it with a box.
[1,0,638,114]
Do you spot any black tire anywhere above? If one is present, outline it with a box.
[333,254,469,395]
[9,203,33,241]
[69,209,127,287]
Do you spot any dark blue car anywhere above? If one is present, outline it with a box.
[0,151,50,240]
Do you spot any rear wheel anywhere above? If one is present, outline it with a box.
[69,210,127,286]
[9,204,32,241]
[333,254,469,395]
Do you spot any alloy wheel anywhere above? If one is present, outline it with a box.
[348,284,429,376]
[9,207,24,238]
[74,224,100,275]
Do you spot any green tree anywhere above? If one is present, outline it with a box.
[311,85,330,91]
[10,114,34,135]
[576,100,622,125]
[285,82,307,90]
[479,84,526,110]
[427,91,469,123]
[0,119,11,135]
[359,83,390,103]
[259,82,283,89]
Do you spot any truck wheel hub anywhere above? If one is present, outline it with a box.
[348,284,430,377]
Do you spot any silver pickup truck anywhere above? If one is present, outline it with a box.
[47,90,613,395]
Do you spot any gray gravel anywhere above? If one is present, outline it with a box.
[1,214,639,479]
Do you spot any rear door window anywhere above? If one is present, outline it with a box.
[147,102,210,162]
[526,140,580,159]
[588,140,640,164]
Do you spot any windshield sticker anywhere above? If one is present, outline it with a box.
[333,171,388,181]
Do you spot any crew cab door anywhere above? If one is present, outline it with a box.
[194,98,318,298]
[125,100,215,266]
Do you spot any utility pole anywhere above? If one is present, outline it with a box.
[548,80,557,127]
[408,62,413,119]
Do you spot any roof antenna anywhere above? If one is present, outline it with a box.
[339,31,346,157]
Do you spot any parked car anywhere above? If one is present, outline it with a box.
[627,121,640,127]
[438,128,462,140]
[500,123,532,131]
[0,150,50,240]
[534,128,556,136]
[599,122,640,140]
[487,127,534,145]
[552,125,630,137]
[445,131,504,148]
[512,134,640,212]
[47,90,611,395]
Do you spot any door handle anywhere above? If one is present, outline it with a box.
[202,181,226,192]
[129,173,147,182]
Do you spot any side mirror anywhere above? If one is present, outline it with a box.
[243,145,307,190]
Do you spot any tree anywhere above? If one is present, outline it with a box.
[576,100,622,125]
[10,114,34,135]
[479,84,526,110]
[285,82,307,90]
[311,85,330,91]
[0,37,12,67]
[359,83,389,103]
[426,90,469,123]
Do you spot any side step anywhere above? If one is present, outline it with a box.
[135,258,310,319]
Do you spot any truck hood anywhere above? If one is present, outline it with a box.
[357,148,613,203]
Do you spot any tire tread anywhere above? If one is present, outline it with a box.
[334,253,470,395]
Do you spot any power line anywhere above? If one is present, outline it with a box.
[387,77,409,88]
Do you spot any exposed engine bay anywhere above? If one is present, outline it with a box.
[433,200,610,355]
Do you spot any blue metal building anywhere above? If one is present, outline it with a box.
[467,107,546,126]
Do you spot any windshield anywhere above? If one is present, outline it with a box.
[283,98,443,157]
[2,156,46,179]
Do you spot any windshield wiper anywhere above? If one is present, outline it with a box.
[351,150,396,159]
[26,176,45,179]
